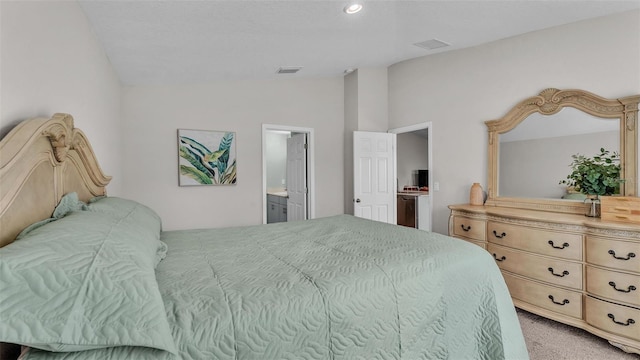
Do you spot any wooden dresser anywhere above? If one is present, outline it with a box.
[449,204,640,354]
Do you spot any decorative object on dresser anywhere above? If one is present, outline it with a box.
[559,147,622,197]
[601,196,640,224]
[559,147,622,217]
[450,88,640,355]
[470,182,484,205]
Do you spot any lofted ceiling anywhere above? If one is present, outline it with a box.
[78,0,640,86]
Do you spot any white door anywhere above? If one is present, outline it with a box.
[353,131,396,224]
[286,133,307,221]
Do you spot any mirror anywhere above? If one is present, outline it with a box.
[485,88,640,214]
[499,108,619,199]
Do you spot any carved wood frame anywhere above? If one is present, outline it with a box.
[485,88,640,214]
[0,113,111,247]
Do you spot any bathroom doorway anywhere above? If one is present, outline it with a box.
[261,124,315,224]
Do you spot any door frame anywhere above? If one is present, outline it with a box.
[262,124,315,224]
[388,122,433,230]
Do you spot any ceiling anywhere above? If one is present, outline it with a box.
[78,0,640,86]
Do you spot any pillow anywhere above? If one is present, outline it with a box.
[0,210,177,354]
[16,192,86,240]
[51,192,86,218]
[85,197,168,267]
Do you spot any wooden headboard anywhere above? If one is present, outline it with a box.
[0,113,111,247]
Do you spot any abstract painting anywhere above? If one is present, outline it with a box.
[178,129,237,186]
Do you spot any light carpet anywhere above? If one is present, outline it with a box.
[517,308,639,359]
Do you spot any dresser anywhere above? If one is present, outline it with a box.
[449,204,640,354]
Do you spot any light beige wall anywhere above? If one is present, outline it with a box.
[397,132,429,190]
[122,78,344,231]
[388,10,640,234]
[343,67,390,213]
[356,68,389,132]
[0,1,123,194]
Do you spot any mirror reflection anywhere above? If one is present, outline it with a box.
[498,107,619,199]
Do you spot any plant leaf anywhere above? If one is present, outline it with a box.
[180,145,215,177]
[220,159,237,184]
[204,149,227,163]
[561,147,621,195]
[218,132,234,152]
[180,165,212,184]
[217,132,234,173]
[179,136,212,158]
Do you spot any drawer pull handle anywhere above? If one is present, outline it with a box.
[547,267,569,277]
[608,250,636,261]
[492,253,506,262]
[608,281,637,293]
[492,230,506,239]
[607,313,636,326]
[460,224,471,232]
[548,295,569,306]
[548,240,570,250]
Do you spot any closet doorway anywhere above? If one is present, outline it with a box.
[261,124,315,224]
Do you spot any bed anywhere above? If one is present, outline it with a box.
[0,114,529,360]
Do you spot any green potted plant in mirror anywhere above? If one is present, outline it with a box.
[559,148,622,217]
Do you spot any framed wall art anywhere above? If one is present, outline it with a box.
[178,129,237,186]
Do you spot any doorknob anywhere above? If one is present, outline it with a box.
[354,198,361,203]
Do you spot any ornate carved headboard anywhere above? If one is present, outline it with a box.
[0,113,111,247]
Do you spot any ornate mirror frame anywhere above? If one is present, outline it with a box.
[485,88,640,214]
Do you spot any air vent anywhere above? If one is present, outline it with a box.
[276,66,302,74]
[413,39,450,50]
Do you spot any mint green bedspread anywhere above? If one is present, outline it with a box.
[24,215,528,359]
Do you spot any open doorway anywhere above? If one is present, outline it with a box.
[261,124,315,224]
[388,122,433,231]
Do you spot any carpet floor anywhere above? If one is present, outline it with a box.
[517,308,639,359]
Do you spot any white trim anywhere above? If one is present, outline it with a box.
[388,122,433,231]
[262,124,315,224]
[389,122,431,134]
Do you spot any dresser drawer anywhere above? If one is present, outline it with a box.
[503,272,582,319]
[586,266,640,307]
[488,243,583,290]
[586,236,640,273]
[585,296,640,341]
[452,216,486,241]
[487,221,582,260]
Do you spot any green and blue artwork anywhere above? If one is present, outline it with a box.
[178,129,237,185]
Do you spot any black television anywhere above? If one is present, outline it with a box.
[417,170,428,188]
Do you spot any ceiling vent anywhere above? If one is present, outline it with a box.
[413,39,450,50]
[276,66,303,74]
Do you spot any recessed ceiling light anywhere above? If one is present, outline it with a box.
[343,3,363,15]
[344,68,356,74]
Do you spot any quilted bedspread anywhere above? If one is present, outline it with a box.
[25,215,528,359]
